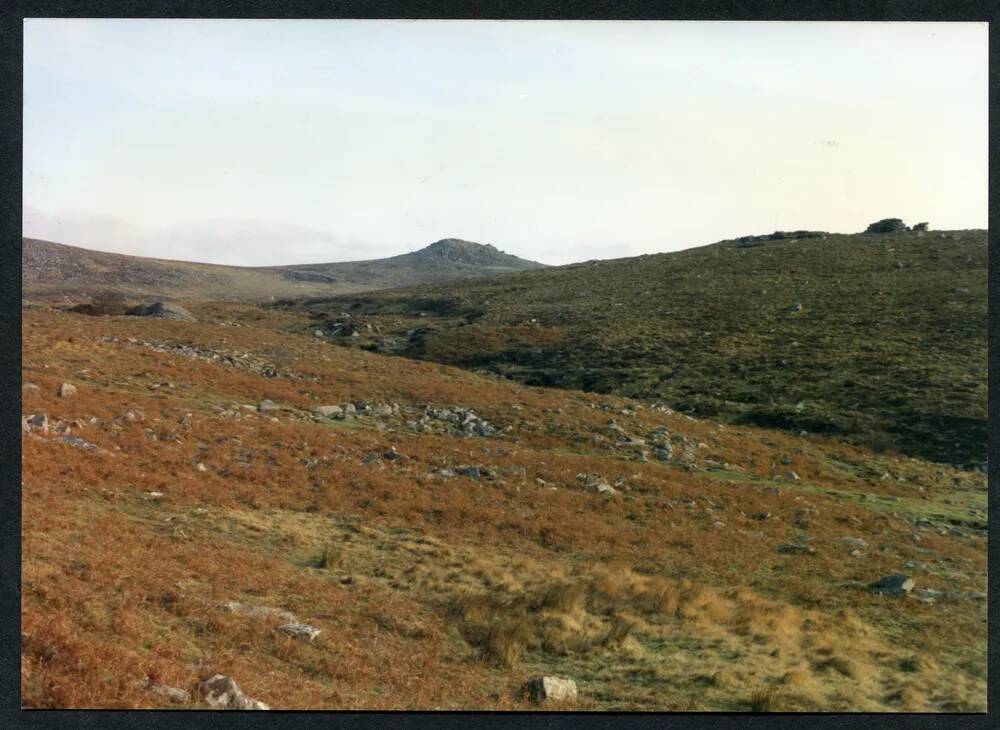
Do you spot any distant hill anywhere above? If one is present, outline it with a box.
[273,229,988,465]
[21,237,546,302]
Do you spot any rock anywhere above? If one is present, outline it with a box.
[458,466,481,479]
[141,680,191,704]
[434,468,456,478]
[752,512,770,521]
[342,403,357,414]
[199,674,269,710]
[58,382,77,398]
[23,382,40,392]
[125,301,197,322]
[576,473,615,495]
[276,622,321,642]
[360,452,381,465]
[371,403,394,418]
[839,537,867,550]
[196,462,208,472]
[787,303,803,312]
[24,413,48,433]
[220,602,297,623]
[521,676,578,704]
[383,448,405,461]
[312,405,343,417]
[868,574,915,596]
[913,588,944,603]
[763,486,781,496]
[258,399,279,413]
[654,444,673,461]
[787,471,800,481]
[54,434,113,457]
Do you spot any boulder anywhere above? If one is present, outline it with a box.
[24,413,48,433]
[220,602,297,623]
[522,676,578,704]
[125,301,197,322]
[868,574,914,596]
[58,382,77,398]
[141,680,191,705]
[312,405,343,418]
[199,674,269,710]
[258,399,279,413]
[276,622,321,642]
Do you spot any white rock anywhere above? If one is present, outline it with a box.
[220,602,297,623]
[522,676,578,703]
[58,382,77,398]
[276,622,322,642]
[199,674,269,710]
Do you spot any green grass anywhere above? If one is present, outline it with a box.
[272,229,987,465]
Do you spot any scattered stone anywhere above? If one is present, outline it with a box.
[196,462,208,472]
[382,447,404,461]
[137,679,190,704]
[371,403,394,418]
[839,537,867,550]
[276,622,321,642]
[360,452,381,465]
[458,466,481,479]
[868,574,915,596]
[312,405,343,417]
[199,674,269,710]
[54,434,114,457]
[23,413,48,433]
[257,399,279,413]
[787,471,800,481]
[913,588,944,603]
[434,468,456,478]
[521,676,578,704]
[752,512,770,521]
[220,602,297,623]
[576,473,616,495]
[58,382,77,398]
[763,486,781,496]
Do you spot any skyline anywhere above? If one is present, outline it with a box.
[23,19,988,266]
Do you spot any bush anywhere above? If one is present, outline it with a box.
[865,218,909,234]
[913,222,929,232]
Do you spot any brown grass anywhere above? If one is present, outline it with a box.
[19,305,987,711]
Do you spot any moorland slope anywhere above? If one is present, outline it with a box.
[22,237,545,302]
[274,229,987,465]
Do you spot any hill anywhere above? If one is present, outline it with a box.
[20,302,987,710]
[271,229,987,466]
[21,237,546,302]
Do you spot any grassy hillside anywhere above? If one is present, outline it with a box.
[22,237,545,302]
[20,303,987,710]
[273,229,987,466]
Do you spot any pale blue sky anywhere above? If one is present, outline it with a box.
[23,19,987,266]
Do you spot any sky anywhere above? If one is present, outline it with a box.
[23,19,988,267]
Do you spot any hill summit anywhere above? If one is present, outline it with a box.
[410,238,543,268]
